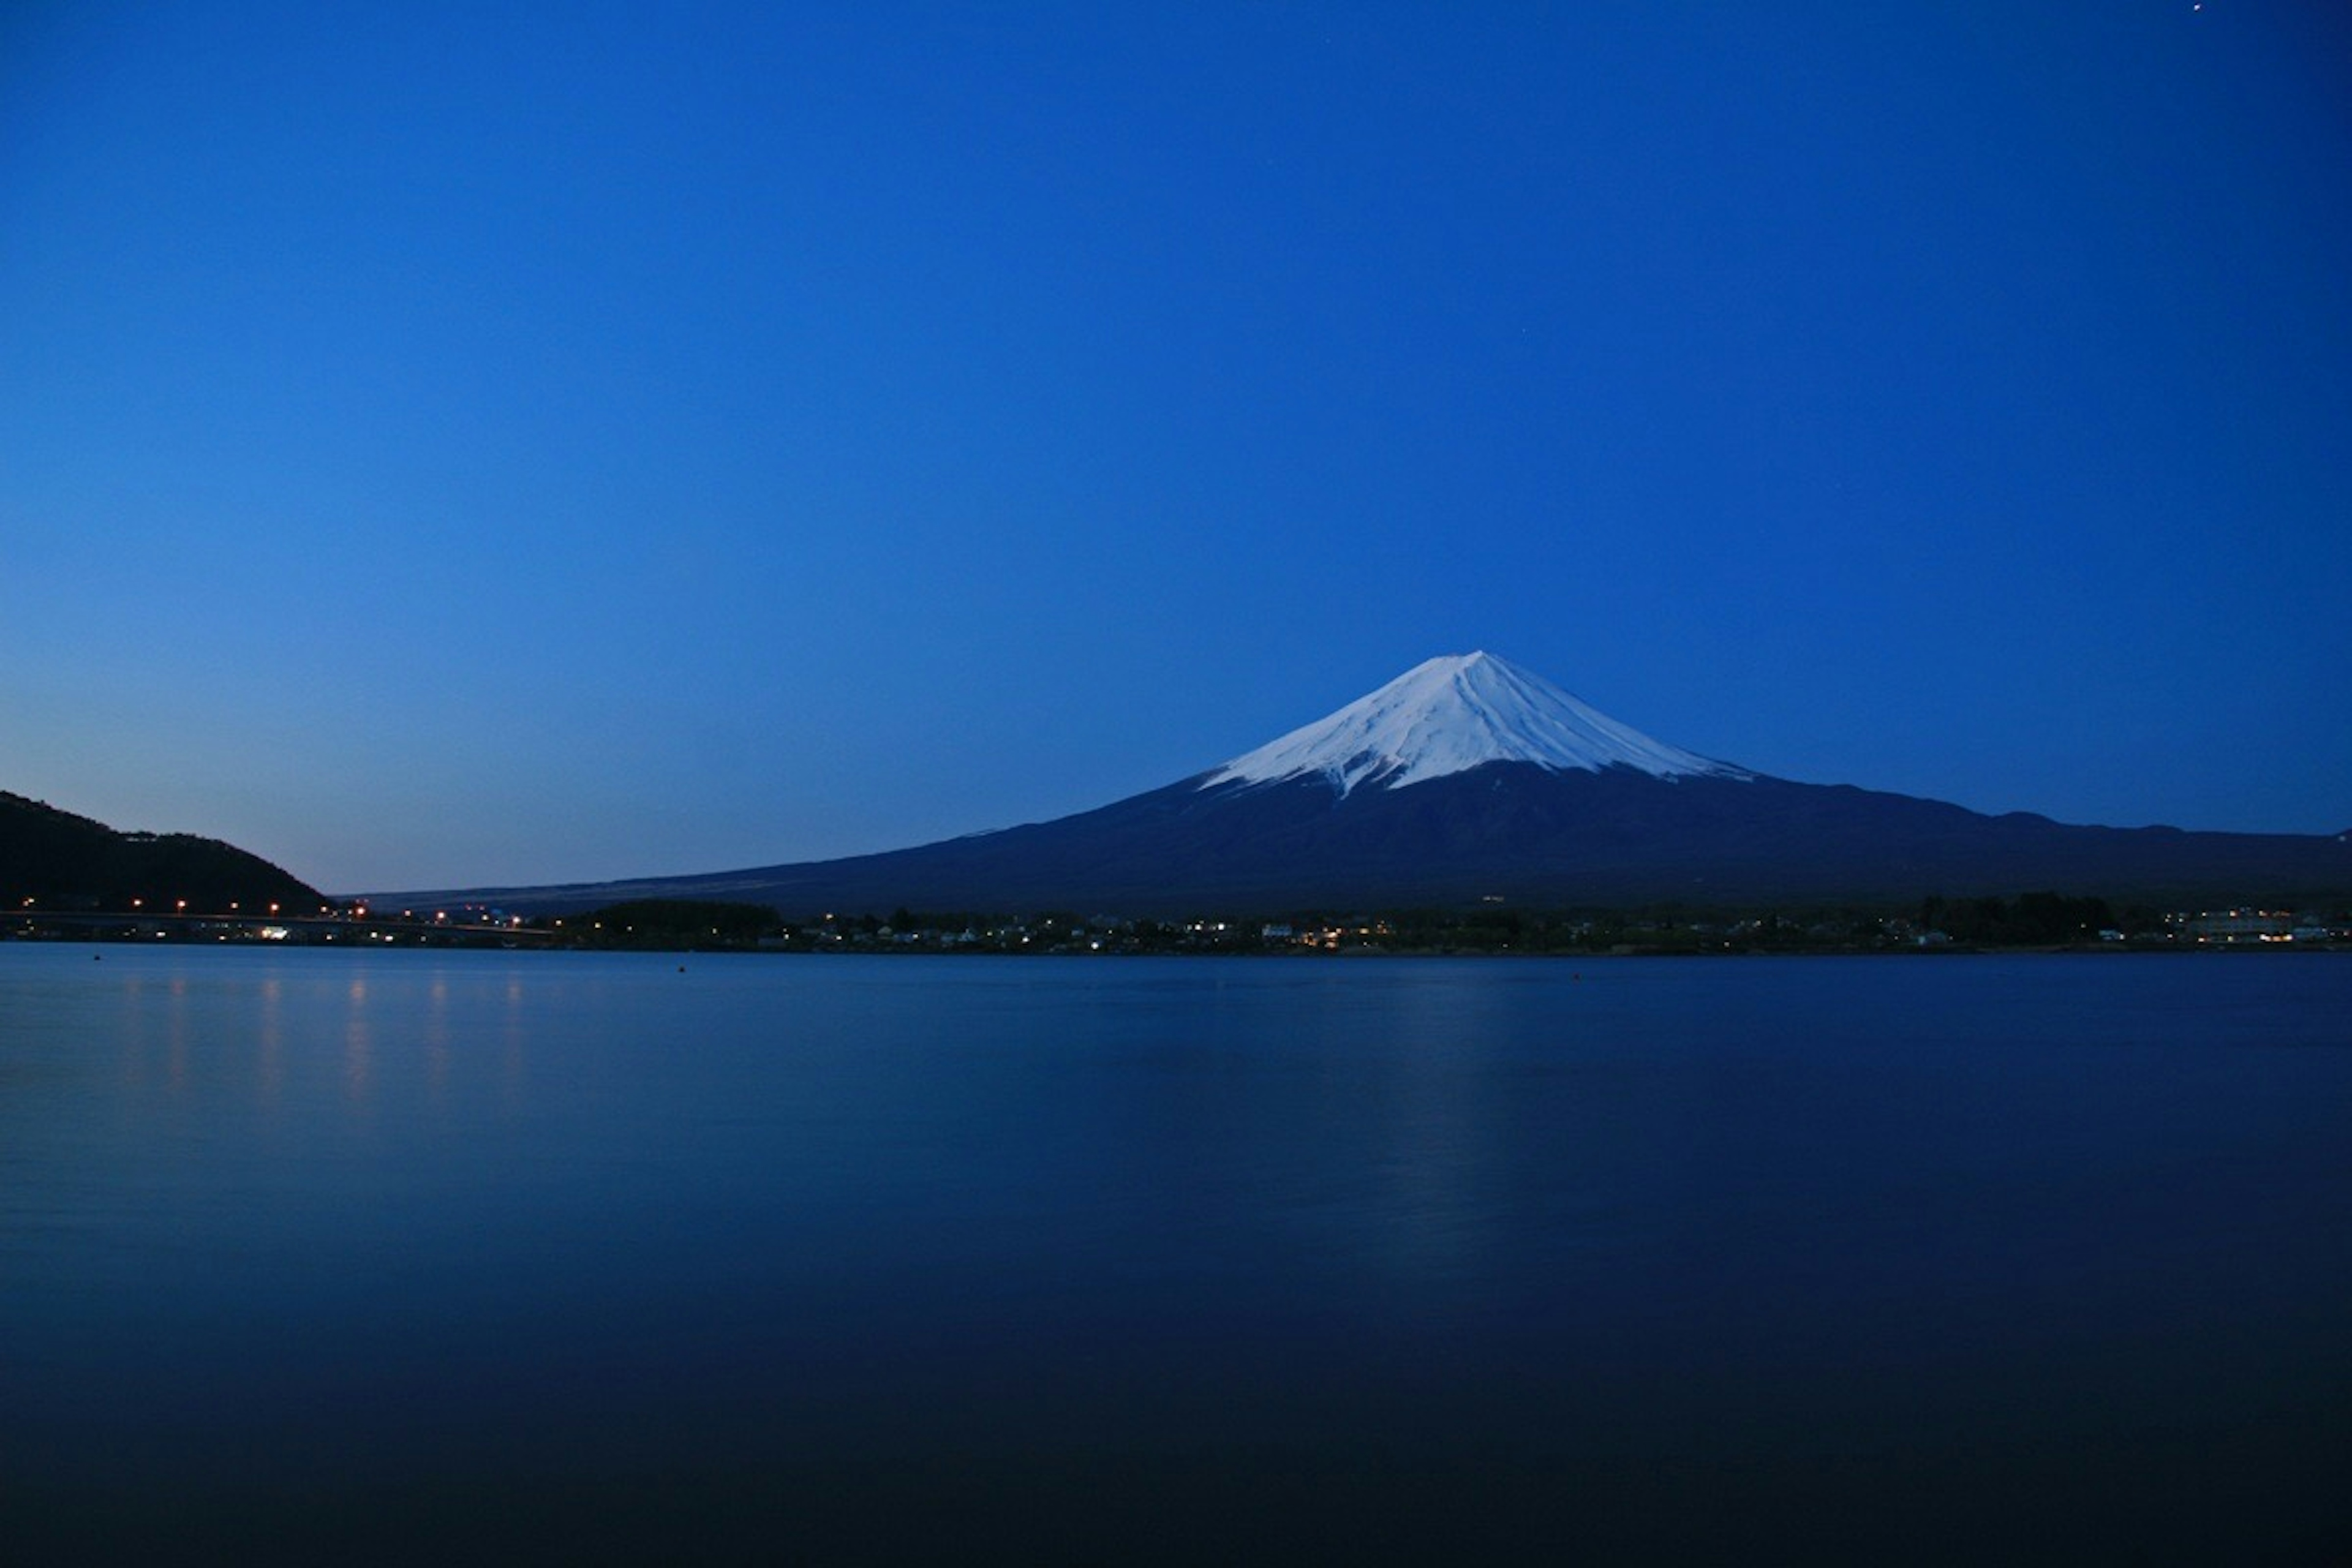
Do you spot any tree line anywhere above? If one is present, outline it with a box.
[525,890,2291,955]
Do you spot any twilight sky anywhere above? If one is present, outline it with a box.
[6,2,2348,894]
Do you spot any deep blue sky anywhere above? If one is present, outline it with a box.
[6,2,2348,893]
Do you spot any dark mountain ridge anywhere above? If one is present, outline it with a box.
[1,791,325,913]
[371,654,2352,919]
[399,765,2352,919]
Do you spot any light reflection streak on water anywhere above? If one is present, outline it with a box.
[502,975,527,1104]
[108,973,189,1098]
[1363,976,1502,1283]
[424,976,451,1104]
[165,974,189,1096]
[111,974,147,1093]
[77,959,550,1123]
[344,974,372,1106]
[256,976,284,1107]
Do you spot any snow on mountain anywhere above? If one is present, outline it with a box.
[1203,651,1750,796]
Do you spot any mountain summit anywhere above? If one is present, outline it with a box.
[383,655,2352,916]
[1206,651,1747,794]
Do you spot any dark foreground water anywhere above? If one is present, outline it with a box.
[3,946,2348,1565]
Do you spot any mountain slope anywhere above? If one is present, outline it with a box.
[384,654,2352,916]
[421,767,2348,916]
[2,791,326,912]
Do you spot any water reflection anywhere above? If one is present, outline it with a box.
[501,974,528,1103]
[256,976,284,1106]
[82,957,521,1120]
[5,949,2350,1567]
[1360,974,1510,1281]
[165,974,190,1095]
[343,973,373,1104]
[70,957,577,1125]
[111,975,149,1091]
[424,976,451,1102]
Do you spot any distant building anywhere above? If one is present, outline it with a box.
[2185,910,2294,944]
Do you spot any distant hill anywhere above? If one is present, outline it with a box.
[1,791,326,913]
[379,653,2352,919]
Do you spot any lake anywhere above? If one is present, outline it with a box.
[3,945,2347,1564]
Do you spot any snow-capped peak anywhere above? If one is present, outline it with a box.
[1203,652,1748,796]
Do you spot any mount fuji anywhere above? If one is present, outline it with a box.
[396,652,2351,915]
[1202,652,1750,794]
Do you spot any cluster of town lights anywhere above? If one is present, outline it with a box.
[10,898,525,932]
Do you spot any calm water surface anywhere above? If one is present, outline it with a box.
[4,946,2348,1564]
